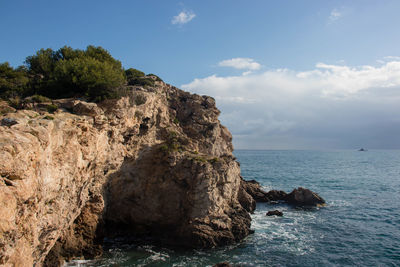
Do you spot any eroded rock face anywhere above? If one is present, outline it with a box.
[106,148,251,248]
[0,83,251,266]
[238,180,256,213]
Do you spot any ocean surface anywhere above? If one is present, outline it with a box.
[66,150,400,267]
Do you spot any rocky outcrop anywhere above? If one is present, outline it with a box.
[0,83,251,266]
[266,210,283,216]
[238,180,256,213]
[285,187,325,206]
[240,179,286,202]
[241,180,325,207]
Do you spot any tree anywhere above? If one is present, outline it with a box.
[0,62,28,99]
[1,45,162,102]
[23,46,126,100]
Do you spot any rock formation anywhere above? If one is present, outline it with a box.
[285,187,325,206]
[241,180,325,207]
[240,179,286,203]
[0,82,252,266]
[266,210,283,216]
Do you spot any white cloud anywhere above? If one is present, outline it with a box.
[218,58,261,70]
[242,71,252,76]
[384,56,400,61]
[182,60,400,149]
[329,8,342,22]
[171,11,196,25]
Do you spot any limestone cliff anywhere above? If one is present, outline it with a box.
[0,81,253,266]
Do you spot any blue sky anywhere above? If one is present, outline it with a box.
[1,0,400,149]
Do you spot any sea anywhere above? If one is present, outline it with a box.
[66,150,400,267]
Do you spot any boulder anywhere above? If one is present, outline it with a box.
[264,190,287,201]
[72,101,103,117]
[240,179,287,203]
[240,179,269,202]
[284,187,325,206]
[0,101,16,114]
[266,210,283,216]
[52,98,76,110]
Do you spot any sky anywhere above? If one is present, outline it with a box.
[1,0,400,149]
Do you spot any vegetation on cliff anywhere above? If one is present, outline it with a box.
[0,62,29,99]
[0,46,161,103]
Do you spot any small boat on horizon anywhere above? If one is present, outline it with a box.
[358,148,368,151]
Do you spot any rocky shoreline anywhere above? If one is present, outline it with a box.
[0,80,324,266]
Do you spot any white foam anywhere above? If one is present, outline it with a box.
[249,206,319,256]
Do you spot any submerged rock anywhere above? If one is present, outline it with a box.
[266,210,283,216]
[284,187,325,206]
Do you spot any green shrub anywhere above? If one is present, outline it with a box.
[46,104,58,113]
[30,94,51,103]
[125,68,155,87]
[54,56,125,100]
[168,131,178,139]
[159,131,184,153]
[125,68,145,79]
[209,157,219,164]
[159,144,169,152]
[127,77,155,87]
[193,156,207,163]
[43,115,54,120]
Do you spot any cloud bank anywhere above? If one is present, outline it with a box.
[182,60,400,149]
[218,58,261,70]
[172,11,196,25]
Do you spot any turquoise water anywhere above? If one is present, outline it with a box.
[67,150,400,266]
